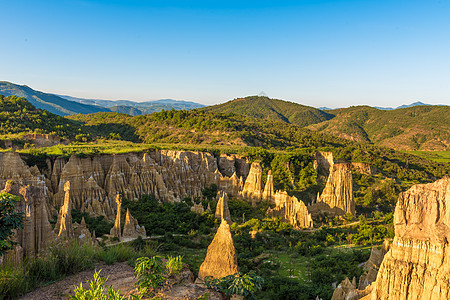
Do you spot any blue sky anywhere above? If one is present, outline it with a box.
[1,0,449,107]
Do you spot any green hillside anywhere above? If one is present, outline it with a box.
[201,96,334,127]
[308,105,450,151]
[0,81,110,116]
[0,95,83,139]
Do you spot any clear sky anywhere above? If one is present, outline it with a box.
[1,0,449,108]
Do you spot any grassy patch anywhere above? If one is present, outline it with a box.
[406,150,450,163]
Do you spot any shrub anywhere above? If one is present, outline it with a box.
[165,255,183,276]
[134,256,165,296]
[70,270,125,300]
[205,271,264,300]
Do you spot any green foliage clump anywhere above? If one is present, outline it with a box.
[70,270,125,300]
[0,95,84,139]
[72,209,114,237]
[165,255,183,276]
[0,192,24,255]
[122,194,215,235]
[205,271,264,300]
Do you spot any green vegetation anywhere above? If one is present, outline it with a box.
[406,150,450,163]
[70,270,126,300]
[308,105,450,151]
[205,271,264,300]
[0,95,85,139]
[0,193,24,255]
[201,95,333,127]
[122,194,216,236]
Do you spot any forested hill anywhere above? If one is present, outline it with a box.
[307,105,450,151]
[0,95,83,138]
[200,96,334,127]
[0,81,110,116]
[200,95,449,151]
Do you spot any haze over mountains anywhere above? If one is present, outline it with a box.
[0,81,204,116]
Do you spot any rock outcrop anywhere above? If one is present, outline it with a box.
[313,151,334,175]
[191,202,205,214]
[73,217,94,245]
[110,195,122,239]
[242,162,263,205]
[332,241,390,300]
[215,191,232,224]
[54,181,73,239]
[358,241,390,290]
[21,133,62,148]
[364,177,450,300]
[1,181,55,262]
[262,170,275,203]
[0,152,49,194]
[267,191,313,229]
[351,162,374,175]
[122,209,146,240]
[197,219,238,280]
[317,162,355,215]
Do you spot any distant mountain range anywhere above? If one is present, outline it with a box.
[57,94,205,115]
[0,81,109,116]
[0,81,204,116]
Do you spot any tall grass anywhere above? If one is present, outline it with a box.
[0,241,99,299]
[0,239,160,299]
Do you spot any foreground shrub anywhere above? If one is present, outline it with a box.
[134,256,165,296]
[165,255,183,276]
[70,270,125,300]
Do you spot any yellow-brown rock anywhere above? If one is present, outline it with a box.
[215,191,232,224]
[313,151,334,174]
[351,162,374,175]
[74,217,93,245]
[1,181,55,261]
[54,181,73,239]
[0,152,48,193]
[242,162,263,205]
[110,194,122,239]
[198,219,238,280]
[191,202,205,214]
[267,191,313,229]
[262,170,275,203]
[332,241,390,300]
[363,177,450,300]
[358,241,390,290]
[122,208,146,240]
[21,133,62,148]
[318,162,355,215]
[219,172,243,197]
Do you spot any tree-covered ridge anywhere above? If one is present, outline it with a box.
[0,95,84,139]
[201,96,334,127]
[68,109,348,149]
[308,105,450,151]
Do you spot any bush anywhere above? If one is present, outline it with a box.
[70,270,125,300]
[205,271,264,300]
[165,255,183,276]
[134,256,165,296]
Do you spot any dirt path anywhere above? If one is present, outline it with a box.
[20,262,137,300]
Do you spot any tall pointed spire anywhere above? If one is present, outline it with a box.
[110,194,122,239]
